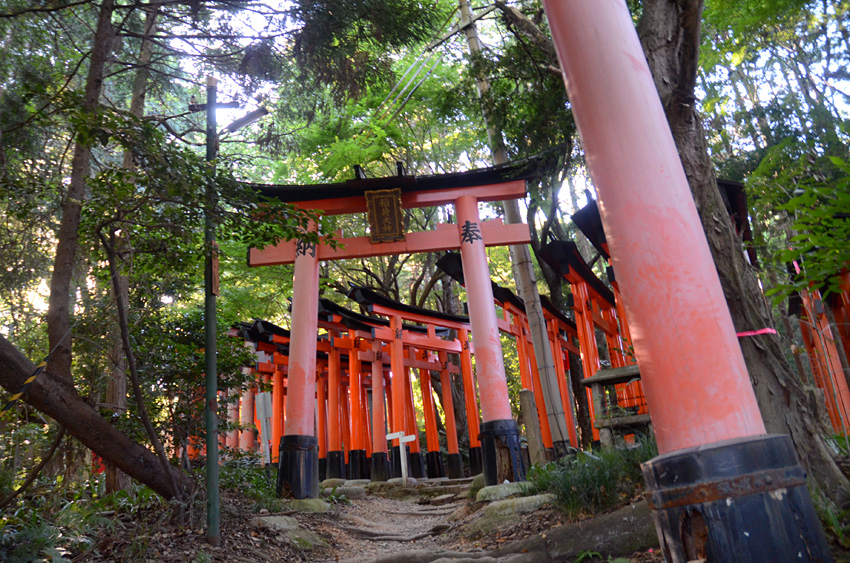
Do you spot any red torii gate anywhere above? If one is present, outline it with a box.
[249,165,534,497]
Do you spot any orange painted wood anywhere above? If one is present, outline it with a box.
[341,387,351,464]
[416,351,440,454]
[349,348,363,451]
[317,377,328,458]
[548,320,578,448]
[239,384,256,451]
[371,326,463,353]
[572,282,601,442]
[249,220,531,266]
[272,369,284,462]
[545,0,766,450]
[404,367,421,453]
[389,316,406,448]
[371,340,388,455]
[438,351,460,455]
[525,333,555,450]
[328,346,342,452]
[459,328,481,448]
[361,383,372,457]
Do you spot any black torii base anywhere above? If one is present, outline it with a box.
[326,450,346,480]
[371,452,389,482]
[276,435,318,499]
[480,419,525,486]
[447,453,464,479]
[643,434,832,563]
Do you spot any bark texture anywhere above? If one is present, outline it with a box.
[0,335,191,499]
[46,0,114,384]
[638,0,850,506]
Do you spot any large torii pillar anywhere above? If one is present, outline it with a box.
[456,195,524,484]
[542,1,830,560]
[275,234,320,499]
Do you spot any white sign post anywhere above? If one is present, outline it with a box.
[256,392,273,465]
[386,431,417,485]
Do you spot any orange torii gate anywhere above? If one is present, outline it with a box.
[346,285,475,480]
[539,240,644,441]
[229,298,475,482]
[317,295,469,480]
[793,268,850,433]
[249,165,535,497]
[435,252,580,453]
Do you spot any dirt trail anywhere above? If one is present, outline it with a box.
[315,496,467,562]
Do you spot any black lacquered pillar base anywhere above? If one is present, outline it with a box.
[409,452,425,478]
[318,457,327,482]
[426,451,445,478]
[326,450,346,480]
[276,435,318,499]
[371,452,389,482]
[390,445,406,478]
[643,434,832,563]
[446,453,464,479]
[469,446,483,476]
[480,419,525,486]
[349,449,367,479]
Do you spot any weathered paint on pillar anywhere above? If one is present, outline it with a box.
[390,315,406,439]
[272,369,284,461]
[371,341,388,455]
[277,232,320,499]
[227,394,240,449]
[548,321,578,448]
[541,0,765,452]
[459,328,480,447]
[341,386,351,463]
[438,352,460,456]
[327,344,342,453]
[349,347,363,451]
[239,385,256,451]
[284,238,320,437]
[419,365,440,454]
[404,367,421,454]
[455,195,513,423]
[317,376,328,458]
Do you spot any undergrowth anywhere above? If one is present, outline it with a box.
[0,453,280,561]
[526,435,657,517]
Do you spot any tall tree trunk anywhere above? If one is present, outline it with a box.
[0,335,191,499]
[459,0,570,448]
[638,0,850,506]
[46,0,114,385]
[106,6,159,495]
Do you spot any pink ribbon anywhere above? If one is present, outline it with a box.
[736,328,778,337]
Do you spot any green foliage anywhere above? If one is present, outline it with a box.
[219,457,276,500]
[288,0,454,100]
[574,551,603,563]
[526,437,657,517]
[325,485,351,505]
[750,147,850,301]
[0,480,170,562]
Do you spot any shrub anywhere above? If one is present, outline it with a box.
[527,435,657,517]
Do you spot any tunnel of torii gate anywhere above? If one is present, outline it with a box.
[247,163,546,496]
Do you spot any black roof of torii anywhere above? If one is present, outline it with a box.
[248,160,537,204]
[346,284,470,327]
